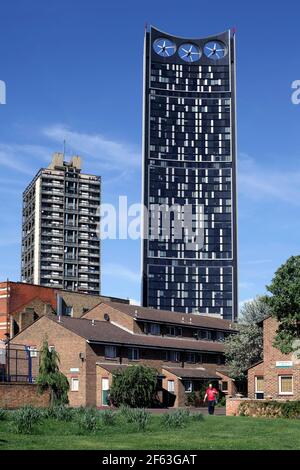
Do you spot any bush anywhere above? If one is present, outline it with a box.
[101,409,116,426]
[119,407,150,431]
[77,408,100,433]
[185,392,202,407]
[238,400,300,419]
[217,396,226,407]
[110,365,158,408]
[0,408,7,421]
[162,409,190,429]
[11,406,43,434]
[45,405,74,421]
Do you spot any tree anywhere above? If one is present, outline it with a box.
[109,365,158,408]
[224,297,270,380]
[36,339,69,405]
[224,324,264,380]
[240,296,271,325]
[266,255,300,354]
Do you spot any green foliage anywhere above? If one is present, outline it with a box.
[77,407,100,433]
[0,408,7,421]
[185,391,202,407]
[11,406,43,434]
[101,409,116,426]
[224,323,264,380]
[238,400,300,419]
[216,396,226,407]
[267,256,300,354]
[109,365,158,408]
[36,339,70,405]
[162,409,190,428]
[119,406,150,431]
[44,405,73,421]
[240,296,271,324]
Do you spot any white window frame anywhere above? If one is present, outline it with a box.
[105,345,117,359]
[29,347,38,358]
[279,375,293,396]
[71,377,79,392]
[168,380,175,393]
[183,380,193,393]
[255,376,264,394]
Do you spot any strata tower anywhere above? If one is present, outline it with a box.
[142,27,238,321]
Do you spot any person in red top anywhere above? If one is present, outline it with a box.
[204,383,218,415]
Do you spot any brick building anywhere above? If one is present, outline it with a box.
[248,316,300,400]
[9,302,237,408]
[0,281,128,340]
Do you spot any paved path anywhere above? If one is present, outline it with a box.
[148,407,226,416]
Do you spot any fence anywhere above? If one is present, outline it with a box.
[0,343,39,383]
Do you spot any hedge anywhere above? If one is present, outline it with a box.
[238,400,300,419]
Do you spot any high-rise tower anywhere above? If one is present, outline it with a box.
[21,153,101,294]
[142,27,238,321]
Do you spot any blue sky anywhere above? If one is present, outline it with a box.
[0,0,300,307]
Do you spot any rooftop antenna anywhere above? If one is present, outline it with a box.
[63,139,66,158]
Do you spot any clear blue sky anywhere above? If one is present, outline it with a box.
[0,0,300,307]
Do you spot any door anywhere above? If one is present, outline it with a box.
[102,378,110,406]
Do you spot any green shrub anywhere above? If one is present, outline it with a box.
[120,407,150,431]
[0,408,7,421]
[77,408,100,433]
[110,365,158,408]
[162,409,190,428]
[11,406,43,434]
[101,409,116,426]
[185,391,202,407]
[45,405,74,421]
[217,396,226,407]
[281,401,300,419]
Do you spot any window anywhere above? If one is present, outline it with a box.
[128,348,140,361]
[183,380,193,393]
[166,326,176,336]
[149,323,161,335]
[71,377,79,392]
[279,375,293,395]
[221,381,228,392]
[166,351,180,362]
[105,346,117,359]
[255,376,264,399]
[168,380,175,393]
[29,347,38,358]
[186,352,196,363]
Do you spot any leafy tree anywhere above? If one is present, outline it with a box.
[36,339,69,405]
[109,365,158,408]
[240,296,271,325]
[224,324,264,380]
[224,297,270,380]
[266,256,300,354]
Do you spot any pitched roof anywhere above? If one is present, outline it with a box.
[47,316,225,353]
[162,365,222,379]
[100,302,236,332]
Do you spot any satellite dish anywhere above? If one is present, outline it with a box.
[104,313,110,322]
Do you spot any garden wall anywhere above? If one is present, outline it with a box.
[0,383,50,409]
[226,397,300,418]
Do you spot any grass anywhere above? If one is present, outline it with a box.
[0,411,300,450]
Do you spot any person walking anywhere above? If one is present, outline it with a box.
[204,383,218,415]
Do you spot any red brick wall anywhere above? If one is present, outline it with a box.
[0,383,50,409]
[226,397,243,416]
[247,317,300,400]
[10,316,88,407]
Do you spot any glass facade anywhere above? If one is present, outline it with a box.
[142,27,238,321]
